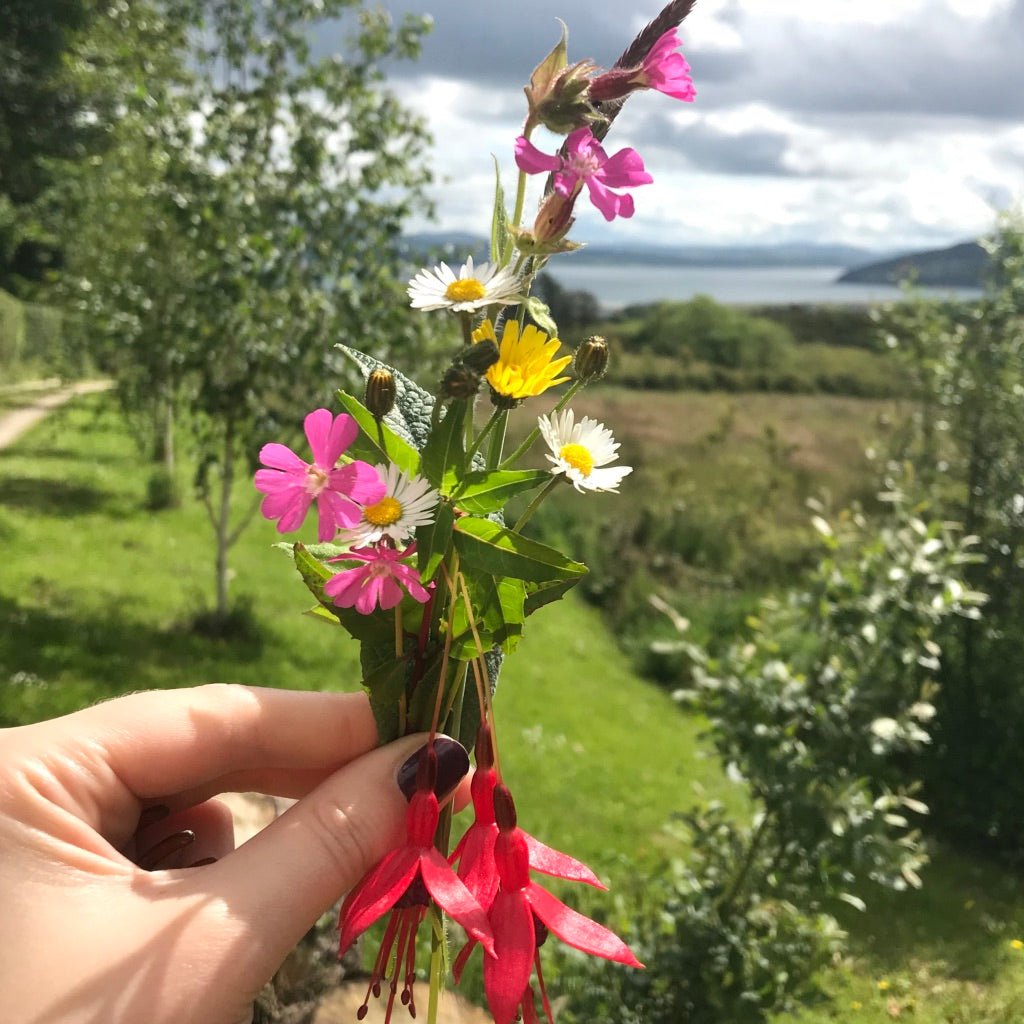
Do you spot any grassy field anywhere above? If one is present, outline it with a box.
[3,390,1024,1022]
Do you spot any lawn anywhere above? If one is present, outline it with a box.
[3,390,1024,1022]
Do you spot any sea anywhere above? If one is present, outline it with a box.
[547,262,983,310]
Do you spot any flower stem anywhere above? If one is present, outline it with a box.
[464,406,502,470]
[513,476,560,531]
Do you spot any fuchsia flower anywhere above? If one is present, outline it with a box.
[324,543,431,614]
[451,725,605,915]
[458,780,642,1024]
[338,745,495,1021]
[514,127,652,221]
[588,28,696,103]
[255,409,385,542]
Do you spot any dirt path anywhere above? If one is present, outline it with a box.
[0,379,112,450]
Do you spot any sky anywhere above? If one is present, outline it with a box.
[330,0,1024,254]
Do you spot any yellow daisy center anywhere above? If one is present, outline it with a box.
[445,278,487,303]
[559,443,594,477]
[363,496,403,526]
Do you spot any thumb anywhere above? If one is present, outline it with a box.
[191,732,469,990]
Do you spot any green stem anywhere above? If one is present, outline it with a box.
[463,406,502,471]
[513,476,560,532]
[487,408,509,468]
[715,812,773,917]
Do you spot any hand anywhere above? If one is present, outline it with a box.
[0,684,469,1024]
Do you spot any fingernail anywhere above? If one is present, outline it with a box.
[188,856,218,868]
[137,829,196,870]
[137,804,170,830]
[397,738,469,802]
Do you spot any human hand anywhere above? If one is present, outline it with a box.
[0,684,470,1024]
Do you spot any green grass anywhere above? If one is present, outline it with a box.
[5,390,1024,1021]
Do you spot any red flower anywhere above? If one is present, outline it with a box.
[451,725,605,914]
[338,745,494,1021]
[477,784,643,1024]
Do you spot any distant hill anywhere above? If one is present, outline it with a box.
[838,240,988,287]
[402,233,892,269]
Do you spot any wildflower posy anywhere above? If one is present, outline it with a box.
[253,5,697,1022]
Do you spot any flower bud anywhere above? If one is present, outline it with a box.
[364,368,396,419]
[439,363,482,401]
[574,336,609,380]
[493,782,518,832]
[461,337,500,374]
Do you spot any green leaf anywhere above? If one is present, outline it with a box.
[524,295,558,337]
[454,469,550,515]
[453,517,588,583]
[421,399,467,494]
[449,570,525,659]
[491,156,513,266]
[303,603,342,625]
[334,390,420,476]
[524,576,583,615]
[416,499,455,582]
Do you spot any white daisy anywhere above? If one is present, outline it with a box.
[340,462,439,545]
[407,256,522,313]
[538,409,633,493]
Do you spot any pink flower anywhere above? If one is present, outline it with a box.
[514,127,652,222]
[324,543,431,615]
[588,29,696,103]
[638,28,696,101]
[255,409,385,542]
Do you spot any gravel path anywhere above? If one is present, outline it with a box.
[0,379,112,450]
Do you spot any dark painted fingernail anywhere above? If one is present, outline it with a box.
[188,856,218,868]
[137,804,170,830]
[397,738,469,802]
[138,829,196,870]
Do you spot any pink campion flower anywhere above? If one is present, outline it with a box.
[255,409,385,542]
[324,543,431,615]
[638,28,696,101]
[588,28,696,103]
[514,127,652,221]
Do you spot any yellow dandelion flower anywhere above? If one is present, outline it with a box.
[472,319,572,401]
[877,979,890,991]
[1010,938,1023,950]
[850,1000,863,1010]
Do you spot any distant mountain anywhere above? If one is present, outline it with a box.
[838,241,988,288]
[401,233,893,269]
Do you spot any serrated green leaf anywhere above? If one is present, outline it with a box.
[453,517,588,583]
[335,390,420,475]
[454,469,550,515]
[421,399,467,493]
[417,499,455,582]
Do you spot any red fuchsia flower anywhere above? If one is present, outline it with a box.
[338,745,495,1021]
[255,409,385,543]
[324,543,431,615]
[451,725,605,916]
[514,126,652,222]
[466,783,642,1024]
[588,28,696,103]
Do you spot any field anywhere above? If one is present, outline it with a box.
[2,391,1024,1022]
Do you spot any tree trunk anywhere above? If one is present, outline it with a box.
[215,416,235,622]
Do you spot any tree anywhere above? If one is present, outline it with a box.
[879,211,1024,852]
[65,0,438,625]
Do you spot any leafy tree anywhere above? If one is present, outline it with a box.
[879,212,1024,852]
[65,0,438,624]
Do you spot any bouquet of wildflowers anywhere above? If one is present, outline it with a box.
[254,3,696,1021]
